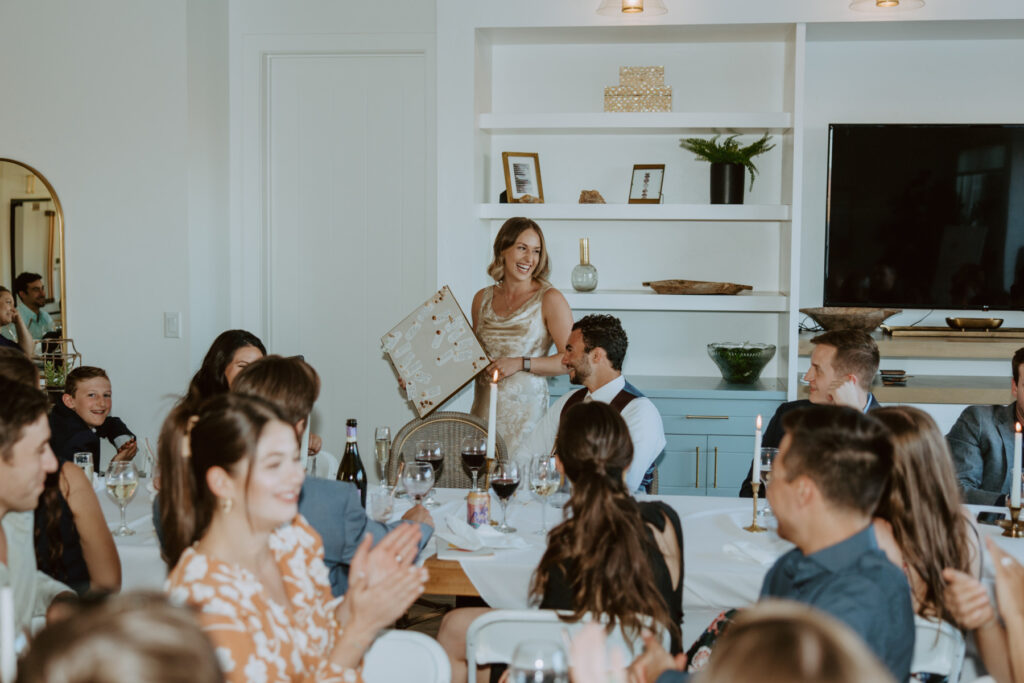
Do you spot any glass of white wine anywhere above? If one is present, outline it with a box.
[106,460,139,536]
[375,426,391,488]
[529,454,560,536]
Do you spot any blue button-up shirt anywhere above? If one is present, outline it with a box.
[760,524,915,682]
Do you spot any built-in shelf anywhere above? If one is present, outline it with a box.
[478,203,791,222]
[563,289,788,312]
[478,112,793,134]
[798,331,1020,359]
[549,374,788,400]
[798,374,1007,405]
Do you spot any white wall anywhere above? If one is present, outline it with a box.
[0,1,196,443]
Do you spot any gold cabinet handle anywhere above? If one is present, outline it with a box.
[695,446,700,487]
[713,447,718,488]
[685,415,729,420]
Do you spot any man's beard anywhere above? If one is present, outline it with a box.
[568,363,589,386]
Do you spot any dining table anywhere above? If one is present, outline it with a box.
[99,478,1024,650]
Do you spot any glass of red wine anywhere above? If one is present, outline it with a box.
[490,459,520,534]
[413,440,444,508]
[460,435,488,491]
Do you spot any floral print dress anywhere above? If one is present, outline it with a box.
[166,516,361,683]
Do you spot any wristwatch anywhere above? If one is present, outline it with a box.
[522,357,531,372]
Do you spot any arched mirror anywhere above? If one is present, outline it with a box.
[0,159,66,343]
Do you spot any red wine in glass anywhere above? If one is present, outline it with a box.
[416,452,444,478]
[490,477,519,501]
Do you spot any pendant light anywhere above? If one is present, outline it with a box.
[597,0,668,16]
[849,0,924,9]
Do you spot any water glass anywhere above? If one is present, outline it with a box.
[368,488,395,523]
[73,452,93,482]
[401,461,434,506]
[758,447,779,518]
[509,640,569,683]
[530,454,560,536]
[375,426,391,488]
[105,460,139,536]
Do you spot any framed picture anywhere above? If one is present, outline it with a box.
[381,286,490,418]
[628,164,665,204]
[501,152,544,203]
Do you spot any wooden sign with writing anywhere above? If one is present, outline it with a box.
[382,286,488,418]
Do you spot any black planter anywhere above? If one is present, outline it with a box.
[710,162,745,204]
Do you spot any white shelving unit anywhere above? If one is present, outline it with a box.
[478,111,793,133]
[478,203,791,221]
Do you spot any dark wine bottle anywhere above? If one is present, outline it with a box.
[336,418,367,507]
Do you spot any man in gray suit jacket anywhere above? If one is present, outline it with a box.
[947,347,1024,505]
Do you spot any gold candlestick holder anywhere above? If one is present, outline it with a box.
[744,481,768,533]
[1000,505,1024,538]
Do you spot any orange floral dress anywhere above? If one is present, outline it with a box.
[166,516,362,683]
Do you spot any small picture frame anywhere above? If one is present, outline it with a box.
[628,164,665,204]
[502,152,544,203]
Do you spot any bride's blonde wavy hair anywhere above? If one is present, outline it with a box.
[486,217,551,284]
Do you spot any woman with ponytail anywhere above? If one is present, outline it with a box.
[159,394,428,682]
[437,402,683,682]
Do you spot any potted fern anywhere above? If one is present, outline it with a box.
[679,133,775,205]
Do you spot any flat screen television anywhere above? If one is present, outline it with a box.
[825,123,1024,311]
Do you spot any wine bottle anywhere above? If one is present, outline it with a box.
[336,418,368,507]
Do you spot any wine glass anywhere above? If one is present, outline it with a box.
[401,461,434,506]
[413,440,443,508]
[509,640,569,683]
[530,454,560,536]
[758,447,779,518]
[490,460,520,534]
[105,460,139,536]
[460,435,487,490]
[375,426,391,488]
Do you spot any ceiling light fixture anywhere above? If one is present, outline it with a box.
[597,0,668,16]
[849,0,924,9]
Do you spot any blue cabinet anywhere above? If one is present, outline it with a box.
[548,376,785,497]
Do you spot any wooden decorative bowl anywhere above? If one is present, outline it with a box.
[946,317,1004,330]
[799,307,902,332]
[643,279,753,295]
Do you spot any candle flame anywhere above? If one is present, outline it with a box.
[1017,422,1021,434]
[756,414,762,429]
[492,369,500,383]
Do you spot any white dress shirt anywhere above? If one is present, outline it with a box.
[515,375,667,493]
[0,510,71,639]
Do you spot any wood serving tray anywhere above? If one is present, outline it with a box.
[642,279,753,295]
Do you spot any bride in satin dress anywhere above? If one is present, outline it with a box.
[470,217,573,456]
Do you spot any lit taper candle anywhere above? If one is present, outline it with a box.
[1013,422,1022,508]
[486,369,498,460]
[752,414,763,485]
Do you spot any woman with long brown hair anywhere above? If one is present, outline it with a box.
[871,406,979,622]
[159,393,427,682]
[437,402,682,682]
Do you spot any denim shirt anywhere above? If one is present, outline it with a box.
[760,524,915,682]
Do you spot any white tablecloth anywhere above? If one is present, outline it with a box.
[99,481,1024,648]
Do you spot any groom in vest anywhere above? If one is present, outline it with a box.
[515,314,666,493]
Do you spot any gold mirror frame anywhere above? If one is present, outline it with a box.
[0,158,67,337]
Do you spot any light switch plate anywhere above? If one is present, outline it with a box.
[163,312,181,339]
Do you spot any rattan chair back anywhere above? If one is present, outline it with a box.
[388,411,509,489]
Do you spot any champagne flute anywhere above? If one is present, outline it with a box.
[509,640,569,683]
[530,454,560,536]
[490,460,520,534]
[374,426,391,488]
[402,461,434,507]
[105,460,139,536]
[758,447,779,518]
[460,435,487,490]
[414,440,443,508]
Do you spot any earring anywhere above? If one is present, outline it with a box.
[219,497,233,514]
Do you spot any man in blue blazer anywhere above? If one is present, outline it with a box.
[740,329,881,497]
[947,347,1024,505]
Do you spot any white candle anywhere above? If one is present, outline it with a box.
[486,369,498,460]
[752,414,763,486]
[0,587,14,683]
[1013,422,1022,508]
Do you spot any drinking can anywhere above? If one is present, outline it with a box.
[467,490,489,528]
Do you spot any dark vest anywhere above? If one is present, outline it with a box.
[559,380,659,493]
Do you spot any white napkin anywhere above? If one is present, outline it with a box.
[435,514,529,552]
[723,541,783,566]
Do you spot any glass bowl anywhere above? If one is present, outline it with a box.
[708,342,776,384]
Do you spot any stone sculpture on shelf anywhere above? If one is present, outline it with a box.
[578,190,606,204]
